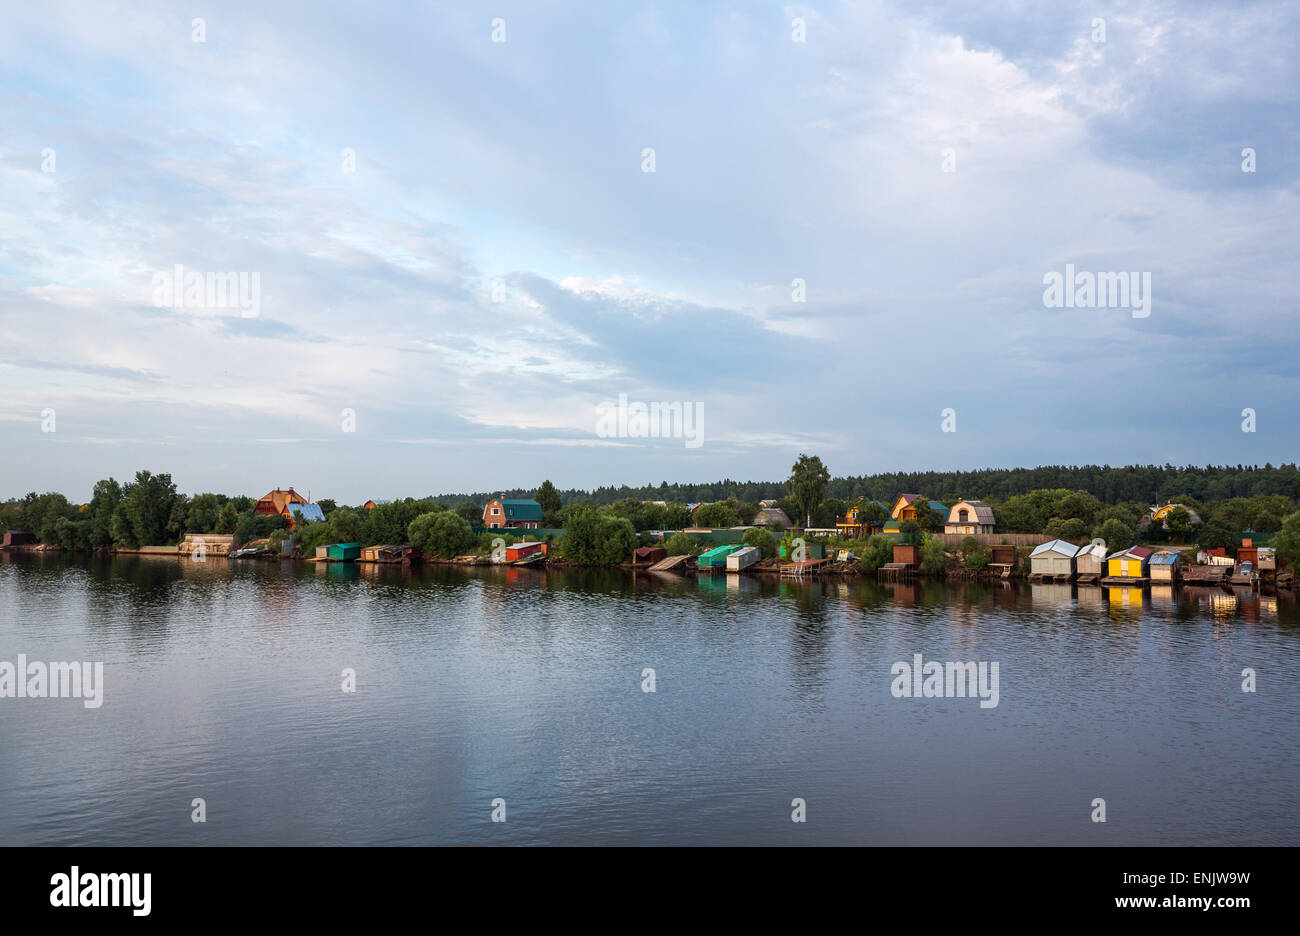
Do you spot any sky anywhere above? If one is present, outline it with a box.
[1,0,1297,504]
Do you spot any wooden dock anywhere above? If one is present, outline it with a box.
[1100,576,1149,586]
[877,562,916,580]
[647,554,691,573]
[782,558,831,576]
[1183,565,1230,585]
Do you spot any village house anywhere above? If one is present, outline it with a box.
[253,487,308,516]
[753,507,793,528]
[1146,502,1203,528]
[836,500,888,538]
[889,494,948,523]
[483,497,543,529]
[944,499,996,535]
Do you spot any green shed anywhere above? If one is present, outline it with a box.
[326,542,361,561]
[698,544,742,568]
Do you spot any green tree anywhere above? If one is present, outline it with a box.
[186,493,222,532]
[1163,506,1193,542]
[920,537,949,575]
[1272,510,1300,568]
[664,532,701,556]
[408,511,475,558]
[112,470,182,547]
[455,501,482,525]
[788,453,830,528]
[856,535,894,572]
[742,526,778,559]
[535,480,563,526]
[1096,517,1135,550]
[1198,517,1235,550]
[693,501,740,528]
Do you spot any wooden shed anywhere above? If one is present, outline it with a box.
[989,545,1017,566]
[1149,551,1182,582]
[1074,542,1108,582]
[892,544,921,567]
[1106,546,1151,580]
[505,541,545,562]
[633,546,667,565]
[698,544,742,569]
[726,546,762,572]
[1029,539,1079,580]
[3,530,38,547]
[325,542,361,562]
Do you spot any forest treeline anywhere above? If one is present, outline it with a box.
[434,463,1300,511]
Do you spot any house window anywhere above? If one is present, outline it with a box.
[491,507,500,515]
[959,508,969,522]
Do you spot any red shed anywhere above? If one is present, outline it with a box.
[634,546,667,565]
[505,541,545,562]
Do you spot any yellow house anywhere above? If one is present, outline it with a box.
[890,494,948,522]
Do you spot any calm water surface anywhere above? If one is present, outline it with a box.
[1,553,1297,845]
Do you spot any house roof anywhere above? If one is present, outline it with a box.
[1150,553,1180,565]
[1107,546,1152,560]
[285,502,325,524]
[258,487,308,511]
[1030,539,1080,558]
[948,500,996,524]
[754,507,793,527]
[498,499,543,520]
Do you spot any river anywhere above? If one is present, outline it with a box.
[1,553,1297,845]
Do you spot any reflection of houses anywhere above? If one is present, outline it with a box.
[482,497,543,529]
[945,500,996,535]
[835,501,888,538]
[254,487,307,516]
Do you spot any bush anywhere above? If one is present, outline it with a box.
[664,532,702,556]
[855,535,894,572]
[961,536,991,570]
[1095,517,1135,550]
[409,511,475,558]
[920,537,949,574]
[563,512,636,564]
[742,526,778,559]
